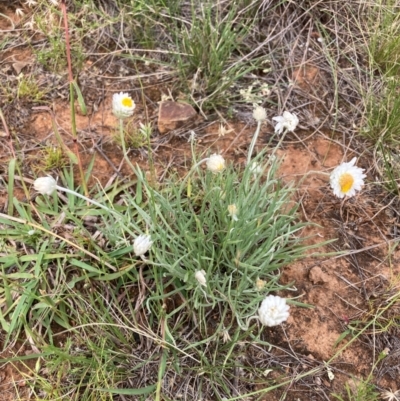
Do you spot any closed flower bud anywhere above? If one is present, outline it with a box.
[133,234,153,258]
[253,105,267,122]
[227,204,239,221]
[34,176,57,195]
[195,270,207,287]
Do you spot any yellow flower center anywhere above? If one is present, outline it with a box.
[339,173,354,193]
[122,97,133,108]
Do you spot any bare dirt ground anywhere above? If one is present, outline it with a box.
[1,3,400,401]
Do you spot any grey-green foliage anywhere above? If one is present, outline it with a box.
[135,152,319,332]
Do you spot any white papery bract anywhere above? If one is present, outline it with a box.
[133,235,153,258]
[206,154,225,173]
[112,92,135,119]
[258,295,290,327]
[272,111,299,134]
[34,176,57,196]
[330,157,366,198]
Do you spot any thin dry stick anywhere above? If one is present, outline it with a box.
[0,108,15,159]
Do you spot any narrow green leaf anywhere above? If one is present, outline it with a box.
[97,385,156,395]
[73,80,87,115]
[7,158,16,216]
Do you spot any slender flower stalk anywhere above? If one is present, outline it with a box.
[119,118,137,173]
[112,92,137,173]
[34,176,121,218]
[247,106,266,165]
[181,154,226,191]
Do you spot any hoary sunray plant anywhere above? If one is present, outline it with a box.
[127,148,327,334]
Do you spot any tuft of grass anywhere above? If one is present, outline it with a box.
[362,2,400,194]
[171,1,262,111]
[17,74,46,102]
[32,146,68,171]
[368,0,400,77]
[332,378,380,401]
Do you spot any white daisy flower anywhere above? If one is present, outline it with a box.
[195,270,207,287]
[258,295,290,327]
[133,235,153,258]
[272,111,299,134]
[253,105,267,122]
[112,92,135,119]
[206,154,225,173]
[330,157,366,198]
[34,176,57,195]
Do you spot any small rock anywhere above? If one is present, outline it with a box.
[308,266,329,285]
[158,101,197,134]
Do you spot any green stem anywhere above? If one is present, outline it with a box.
[56,185,115,214]
[247,120,262,165]
[119,118,137,172]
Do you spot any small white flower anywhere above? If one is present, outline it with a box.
[112,92,135,119]
[195,270,207,287]
[381,389,400,401]
[272,111,299,134]
[28,230,36,236]
[218,124,233,137]
[227,204,238,221]
[330,157,366,198]
[34,176,57,195]
[25,0,38,6]
[15,8,25,17]
[206,154,225,173]
[253,105,267,122]
[187,130,197,143]
[258,295,290,327]
[133,235,153,258]
[220,328,231,343]
[24,19,35,29]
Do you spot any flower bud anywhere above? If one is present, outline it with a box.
[34,176,57,196]
[133,234,153,258]
[195,270,207,287]
[253,105,267,122]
